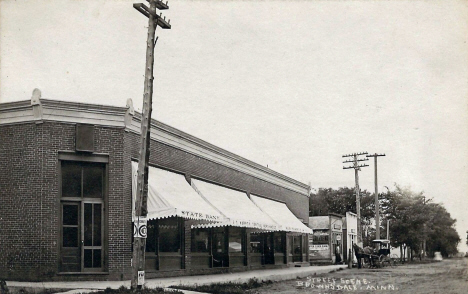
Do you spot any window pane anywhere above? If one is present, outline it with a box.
[313,231,329,244]
[84,249,92,268]
[293,236,302,255]
[212,228,225,254]
[62,162,81,197]
[93,249,101,268]
[146,221,156,253]
[191,229,209,253]
[158,218,180,253]
[63,227,78,247]
[274,232,284,253]
[84,203,93,246]
[228,228,243,253]
[302,235,308,254]
[93,204,102,246]
[63,205,78,225]
[83,164,103,198]
[250,233,263,253]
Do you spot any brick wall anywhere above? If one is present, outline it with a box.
[0,122,128,281]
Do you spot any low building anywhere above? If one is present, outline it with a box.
[341,212,357,263]
[308,213,344,264]
[0,94,311,281]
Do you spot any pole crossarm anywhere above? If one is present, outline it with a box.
[366,153,386,158]
[343,158,369,163]
[147,0,169,10]
[342,152,368,158]
[343,164,369,169]
[134,2,171,28]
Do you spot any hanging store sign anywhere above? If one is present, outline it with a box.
[133,217,148,238]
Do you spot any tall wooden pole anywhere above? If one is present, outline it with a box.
[354,159,362,244]
[366,153,385,240]
[343,152,368,246]
[132,0,170,289]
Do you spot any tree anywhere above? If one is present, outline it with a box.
[380,185,460,258]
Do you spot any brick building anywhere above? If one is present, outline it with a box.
[0,93,311,281]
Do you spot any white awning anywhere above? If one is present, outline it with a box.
[132,162,222,222]
[191,179,278,231]
[250,195,312,234]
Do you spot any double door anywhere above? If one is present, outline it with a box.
[61,201,103,272]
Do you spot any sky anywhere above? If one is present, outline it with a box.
[1,0,467,251]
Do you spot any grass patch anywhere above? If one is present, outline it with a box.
[81,286,182,294]
[6,288,61,294]
[170,278,272,294]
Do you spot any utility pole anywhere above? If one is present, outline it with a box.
[387,219,390,240]
[132,0,170,289]
[343,152,369,246]
[366,153,385,240]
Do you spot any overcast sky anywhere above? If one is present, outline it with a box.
[1,0,467,251]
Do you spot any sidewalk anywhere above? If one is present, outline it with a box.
[6,264,347,291]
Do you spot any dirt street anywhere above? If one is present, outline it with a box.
[256,258,468,294]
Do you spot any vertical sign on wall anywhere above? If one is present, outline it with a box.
[137,270,145,286]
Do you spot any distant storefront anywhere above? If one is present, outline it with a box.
[0,95,311,281]
[308,214,343,264]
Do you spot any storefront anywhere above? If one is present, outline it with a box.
[131,162,311,274]
[308,213,343,264]
[0,95,311,281]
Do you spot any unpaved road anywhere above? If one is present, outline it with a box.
[256,258,468,294]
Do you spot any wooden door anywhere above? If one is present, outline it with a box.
[61,203,80,272]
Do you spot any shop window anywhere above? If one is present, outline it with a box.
[302,234,308,255]
[146,220,157,253]
[158,218,181,253]
[229,227,244,253]
[250,233,263,253]
[191,228,210,253]
[274,232,285,253]
[313,231,329,244]
[290,235,302,262]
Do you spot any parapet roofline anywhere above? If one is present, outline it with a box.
[0,97,310,196]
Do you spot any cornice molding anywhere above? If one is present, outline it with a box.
[0,98,310,196]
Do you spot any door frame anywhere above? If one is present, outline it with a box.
[58,153,108,274]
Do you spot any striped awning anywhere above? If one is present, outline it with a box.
[250,195,312,234]
[131,162,222,222]
[191,179,278,231]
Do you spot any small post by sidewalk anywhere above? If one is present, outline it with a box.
[348,249,352,268]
